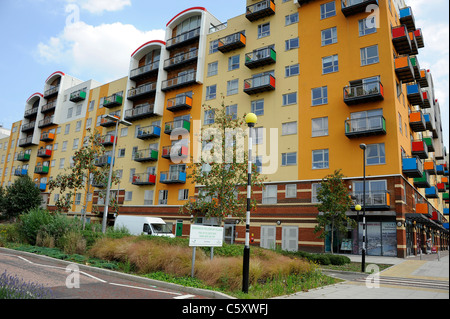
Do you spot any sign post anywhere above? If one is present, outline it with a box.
[189,225,224,278]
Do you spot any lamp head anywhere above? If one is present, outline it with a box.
[359,143,367,150]
[245,113,257,127]
[355,204,362,211]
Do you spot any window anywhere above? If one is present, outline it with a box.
[282,92,297,106]
[75,193,82,205]
[282,152,297,166]
[72,138,79,150]
[158,190,168,205]
[285,37,299,50]
[254,127,264,145]
[322,55,338,74]
[204,109,215,125]
[207,61,218,76]
[285,64,299,77]
[353,180,387,205]
[311,86,328,105]
[359,18,377,36]
[285,184,297,198]
[251,99,264,116]
[366,143,385,165]
[255,155,263,173]
[125,192,132,201]
[312,117,328,137]
[59,158,65,169]
[398,113,403,134]
[228,55,240,71]
[178,189,189,201]
[86,118,92,129]
[227,79,239,96]
[321,27,337,46]
[320,1,336,19]
[75,120,82,132]
[258,22,270,38]
[282,122,297,135]
[144,190,154,205]
[262,185,277,204]
[62,141,68,152]
[65,124,70,135]
[67,107,73,119]
[312,149,329,169]
[361,45,379,66]
[206,85,216,100]
[311,183,322,203]
[88,100,95,111]
[209,40,219,54]
[285,13,298,25]
[226,104,238,120]
[129,168,135,183]
[118,148,126,158]
[76,105,82,116]
[120,127,128,137]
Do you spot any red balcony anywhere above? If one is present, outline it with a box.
[414,28,424,48]
[422,91,431,109]
[37,148,52,158]
[392,25,412,55]
[243,74,275,95]
[132,173,156,186]
[411,140,428,159]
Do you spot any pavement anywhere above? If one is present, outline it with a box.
[274,251,449,299]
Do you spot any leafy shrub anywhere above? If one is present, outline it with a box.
[17,208,53,245]
[328,254,351,265]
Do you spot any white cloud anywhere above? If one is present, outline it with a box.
[67,0,131,14]
[35,21,164,83]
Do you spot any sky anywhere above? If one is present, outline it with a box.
[0,0,448,149]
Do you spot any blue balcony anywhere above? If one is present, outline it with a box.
[160,170,186,184]
[399,7,416,31]
[444,208,449,216]
[407,84,424,107]
[402,157,423,178]
[436,165,444,175]
[425,186,438,199]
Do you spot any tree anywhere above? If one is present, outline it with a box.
[2,175,43,220]
[180,98,266,222]
[314,169,356,254]
[48,128,119,229]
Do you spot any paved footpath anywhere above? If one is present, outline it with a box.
[275,251,449,299]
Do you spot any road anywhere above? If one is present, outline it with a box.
[0,248,211,299]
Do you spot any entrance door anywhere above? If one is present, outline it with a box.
[260,226,276,249]
[282,226,299,252]
[224,223,235,244]
[176,219,183,237]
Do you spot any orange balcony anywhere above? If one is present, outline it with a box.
[40,132,55,142]
[167,94,193,112]
[418,69,429,88]
[409,111,426,132]
[416,203,430,216]
[246,0,275,22]
[218,31,246,53]
[395,56,415,82]
[423,160,437,175]
[409,32,418,55]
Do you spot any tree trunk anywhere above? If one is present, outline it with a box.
[330,219,334,254]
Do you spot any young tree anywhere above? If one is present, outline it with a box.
[2,175,43,221]
[180,98,266,222]
[314,169,356,254]
[48,128,119,228]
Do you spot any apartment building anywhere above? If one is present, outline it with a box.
[0,0,448,258]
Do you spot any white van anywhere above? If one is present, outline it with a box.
[114,215,175,238]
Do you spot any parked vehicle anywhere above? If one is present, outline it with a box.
[114,215,175,237]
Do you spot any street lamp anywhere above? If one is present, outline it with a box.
[242,112,257,294]
[101,114,132,233]
[359,143,367,273]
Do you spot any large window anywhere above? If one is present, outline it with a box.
[361,45,379,66]
[321,27,337,46]
[282,152,297,166]
[311,86,328,106]
[366,143,386,165]
[312,117,328,137]
[262,185,277,204]
[251,99,264,116]
[322,55,338,74]
[320,1,336,19]
[312,149,329,169]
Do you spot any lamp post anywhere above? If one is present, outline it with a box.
[359,143,367,273]
[101,114,132,234]
[242,112,257,294]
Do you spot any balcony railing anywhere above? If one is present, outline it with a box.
[17,151,31,162]
[395,56,415,82]
[14,168,28,177]
[19,136,34,147]
[399,6,416,31]
[343,81,384,105]
[344,115,386,138]
[402,157,423,178]
[38,116,55,128]
[24,107,38,118]
[409,111,426,132]
[41,101,57,113]
[218,31,246,53]
[99,134,116,146]
[246,0,275,21]
[422,91,431,109]
[130,60,159,81]
[164,119,191,135]
[341,0,379,17]
[166,27,200,50]
[411,140,429,159]
[103,94,123,108]
[164,49,198,71]
[351,191,391,210]
[414,28,424,48]
[132,173,157,186]
[127,82,156,101]
[94,155,112,167]
[407,84,424,107]
[425,186,438,199]
[245,46,276,69]
[161,71,196,92]
[100,111,121,127]
[160,169,186,184]
[44,85,59,98]
[423,160,437,175]
[414,171,430,189]
[392,25,412,55]
[167,94,193,112]
[133,148,158,162]
[243,74,276,95]
[40,132,55,142]
[161,145,189,160]
[70,89,87,102]
[124,103,155,121]
[418,69,429,88]
[136,125,161,140]
[37,148,52,158]
[21,121,35,132]
[34,165,50,174]
[422,137,435,152]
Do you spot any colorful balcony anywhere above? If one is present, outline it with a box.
[159,169,186,184]
[99,134,116,146]
[124,103,155,121]
[431,211,443,223]
[437,183,446,193]
[344,115,386,138]
[41,101,57,113]
[132,173,156,186]
[37,148,52,158]
[409,111,426,132]
[399,7,416,31]
[161,145,189,160]
[444,208,449,216]
[392,25,412,55]
[422,137,435,152]
[164,49,198,71]
[167,94,193,112]
[38,116,55,128]
[414,28,424,48]
[130,60,159,81]
[423,160,437,175]
[416,203,430,216]
[37,183,47,192]
[103,94,123,108]
[21,121,35,132]
[341,0,379,17]
[343,81,384,105]
[351,191,391,210]
[409,56,421,79]
[166,27,200,50]
[100,112,121,127]
[436,165,444,175]
[413,171,430,188]
[136,125,161,140]
[14,168,28,177]
[442,177,449,186]
[245,46,276,69]
[24,107,38,119]
[161,71,197,92]
[217,31,246,53]
[409,32,419,55]
[411,140,428,159]
[395,56,415,82]
[246,0,275,21]
[423,114,436,134]
[69,89,86,102]
[34,165,49,175]
[133,149,158,162]
[402,157,423,178]
[127,82,156,101]
[418,69,429,88]
[17,151,31,162]
[244,74,276,95]
[443,192,449,203]
[425,186,438,199]
[40,132,55,142]
[94,155,112,167]
[164,119,191,135]
[406,84,424,107]
[422,91,431,109]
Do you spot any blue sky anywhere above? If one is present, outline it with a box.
[0,0,448,149]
